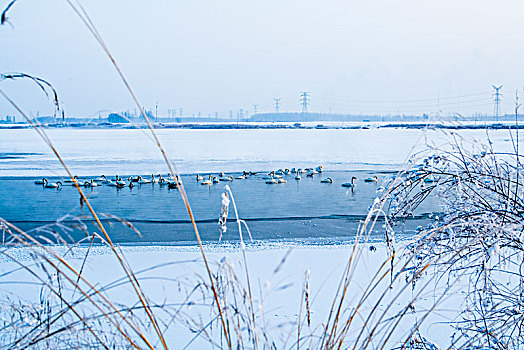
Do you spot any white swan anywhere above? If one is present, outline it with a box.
[295,173,301,180]
[35,178,48,185]
[116,178,126,188]
[196,174,203,181]
[83,179,99,187]
[315,165,323,173]
[235,174,246,180]
[266,178,278,184]
[44,181,62,188]
[364,175,378,183]
[321,177,333,183]
[212,177,220,184]
[218,175,233,181]
[108,176,125,188]
[277,178,287,183]
[93,175,106,182]
[341,176,357,188]
[201,175,213,185]
[137,176,151,184]
[262,171,275,180]
[64,175,79,183]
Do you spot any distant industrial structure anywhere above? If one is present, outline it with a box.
[249,112,425,123]
[0,115,16,123]
[273,98,281,113]
[300,92,310,113]
[492,85,503,121]
[3,85,518,126]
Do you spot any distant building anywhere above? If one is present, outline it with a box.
[108,113,129,123]
[249,112,401,122]
[1,115,16,123]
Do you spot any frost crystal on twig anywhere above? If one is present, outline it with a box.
[218,191,230,241]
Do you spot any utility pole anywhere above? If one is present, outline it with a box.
[492,85,503,121]
[253,104,258,115]
[273,98,281,113]
[300,92,310,113]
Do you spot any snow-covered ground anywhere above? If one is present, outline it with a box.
[0,241,461,348]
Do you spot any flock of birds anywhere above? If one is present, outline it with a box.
[34,165,381,190]
[196,166,378,188]
[34,174,181,189]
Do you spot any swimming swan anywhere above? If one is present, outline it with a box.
[137,176,151,184]
[83,180,99,187]
[44,181,62,188]
[116,178,126,188]
[35,178,48,185]
[93,175,106,182]
[201,175,213,185]
[364,176,378,183]
[341,176,357,187]
[64,175,79,183]
[321,177,333,183]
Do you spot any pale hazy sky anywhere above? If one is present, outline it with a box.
[1,0,523,118]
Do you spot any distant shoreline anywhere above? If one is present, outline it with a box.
[1,121,523,130]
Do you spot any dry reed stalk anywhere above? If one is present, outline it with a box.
[62,1,232,347]
[0,91,161,349]
[224,185,257,340]
[0,219,143,348]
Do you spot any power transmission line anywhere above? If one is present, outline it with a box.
[273,98,281,113]
[300,92,310,113]
[492,85,503,121]
[316,91,491,104]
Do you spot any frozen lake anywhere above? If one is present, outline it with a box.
[0,127,520,244]
[1,127,520,177]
